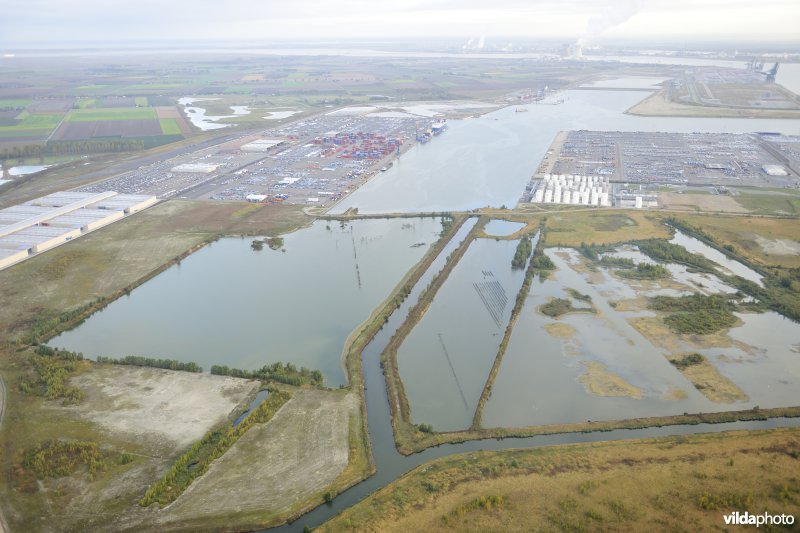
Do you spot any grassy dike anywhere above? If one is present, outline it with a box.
[391,406,800,455]
[381,217,489,454]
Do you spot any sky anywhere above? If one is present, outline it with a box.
[1,0,798,45]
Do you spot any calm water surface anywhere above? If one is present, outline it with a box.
[53,218,442,386]
[399,237,528,431]
[332,89,800,214]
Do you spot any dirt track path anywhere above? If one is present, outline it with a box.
[0,375,8,533]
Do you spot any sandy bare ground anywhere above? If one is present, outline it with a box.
[754,234,800,256]
[154,389,357,530]
[63,366,258,452]
[627,89,800,119]
[658,192,748,213]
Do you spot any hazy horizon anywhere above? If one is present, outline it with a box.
[2,0,799,46]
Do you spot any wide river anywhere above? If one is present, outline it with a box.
[332,84,800,214]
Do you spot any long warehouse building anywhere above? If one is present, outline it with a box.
[0,191,157,270]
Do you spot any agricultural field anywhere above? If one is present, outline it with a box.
[48,107,183,143]
[0,111,64,140]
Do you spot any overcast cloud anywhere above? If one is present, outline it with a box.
[1,0,797,44]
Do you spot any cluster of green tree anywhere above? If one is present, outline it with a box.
[650,292,741,334]
[635,223,800,321]
[140,389,291,507]
[566,288,592,302]
[0,139,149,160]
[35,344,84,360]
[670,353,705,369]
[529,228,555,272]
[540,298,577,318]
[578,242,617,261]
[728,274,800,322]
[250,239,264,251]
[664,309,738,335]
[579,242,599,260]
[617,262,671,280]
[18,350,85,404]
[649,293,737,313]
[417,423,434,433]
[636,240,717,272]
[511,236,532,270]
[598,256,636,268]
[22,440,107,480]
[23,302,98,344]
[529,254,556,270]
[96,355,202,373]
[266,237,284,250]
[439,215,454,237]
[210,362,323,386]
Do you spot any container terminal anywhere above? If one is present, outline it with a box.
[78,110,451,208]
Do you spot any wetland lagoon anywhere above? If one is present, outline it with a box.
[388,226,800,433]
[53,216,800,431]
[53,217,444,387]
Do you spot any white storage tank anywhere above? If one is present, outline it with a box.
[635,196,643,209]
[534,189,544,203]
[544,189,553,203]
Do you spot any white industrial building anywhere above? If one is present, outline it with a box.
[0,191,157,270]
[615,193,659,209]
[762,164,789,177]
[240,139,285,152]
[530,174,612,207]
[171,163,220,173]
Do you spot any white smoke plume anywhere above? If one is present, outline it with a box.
[578,0,642,45]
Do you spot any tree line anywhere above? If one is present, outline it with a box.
[96,355,202,373]
[211,361,323,387]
